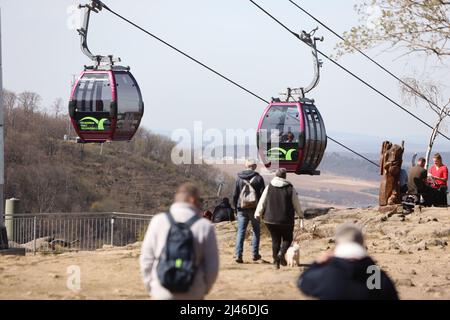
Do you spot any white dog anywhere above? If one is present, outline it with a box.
[285,242,300,267]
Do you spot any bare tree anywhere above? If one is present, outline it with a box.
[51,98,64,118]
[402,79,450,167]
[3,90,17,131]
[3,90,16,112]
[337,0,450,165]
[336,0,450,59]
[17,91,41,113]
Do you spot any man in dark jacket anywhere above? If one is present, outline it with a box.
[212,198,235,223]
[298,223,398,300]
[408,157,435,206]
[233,159,265,263]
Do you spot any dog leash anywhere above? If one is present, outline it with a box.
[293,218,305,242]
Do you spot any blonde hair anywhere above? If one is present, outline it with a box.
[433,153,442,161]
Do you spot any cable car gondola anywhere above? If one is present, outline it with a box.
[257,29,327,175]
[68,1,144,143]
[69,67,143,142]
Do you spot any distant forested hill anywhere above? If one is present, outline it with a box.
[3,90,232,214]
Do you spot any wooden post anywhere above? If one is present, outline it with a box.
[0,9,5,225]
[5,198,19,241]
[0,9,7,250]
[0,12,25,256]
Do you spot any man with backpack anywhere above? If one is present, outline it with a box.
[140,183,219,300]
[233,159,266,264]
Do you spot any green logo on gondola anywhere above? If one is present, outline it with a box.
[267,148,296,161]
[79,117,108,131]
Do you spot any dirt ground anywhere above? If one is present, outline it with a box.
[0,207,449,300]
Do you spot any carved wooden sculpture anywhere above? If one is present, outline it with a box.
[379,141,404,206]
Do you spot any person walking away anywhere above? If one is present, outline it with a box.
[140,183,219,300]
[429,153,448,207]
[255,168,303,269]
[233,159,265,263]
[407,157,435,206]
[298,223,398,300]
[212,198,235,223]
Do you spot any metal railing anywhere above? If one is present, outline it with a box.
[2,212,153,253]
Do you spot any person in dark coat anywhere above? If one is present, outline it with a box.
[212,198,235,223]
[233,159,266,264]
[298,223,398,300]
[255,168,304,269]
[408,157,435,206]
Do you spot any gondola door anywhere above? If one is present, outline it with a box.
[111,71,144,141]
[69,71,115,143]
[257,103,305,173]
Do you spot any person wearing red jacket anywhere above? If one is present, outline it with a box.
[429,153,448,207]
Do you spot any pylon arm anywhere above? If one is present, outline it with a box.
[78,0,120,67]
[303,31,323,95]
[280,28,324,101]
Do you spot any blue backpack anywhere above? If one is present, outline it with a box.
[157,212,200,293]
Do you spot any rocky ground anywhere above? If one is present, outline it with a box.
[0,207,449,300]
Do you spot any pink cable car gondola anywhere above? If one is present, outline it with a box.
[68,0,144,143]
[257,29,327,175]
[257,99,327,175]
[69,68,143,142]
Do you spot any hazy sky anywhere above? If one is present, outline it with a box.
[1,0,449,153]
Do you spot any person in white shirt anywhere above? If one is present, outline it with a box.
[140,183,219,300]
